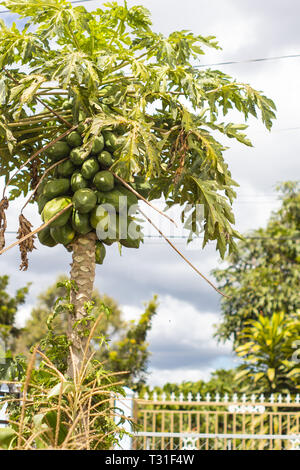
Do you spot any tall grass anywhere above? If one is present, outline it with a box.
[0,314,129,450]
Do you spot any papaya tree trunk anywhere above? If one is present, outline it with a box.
[67,231,97,378]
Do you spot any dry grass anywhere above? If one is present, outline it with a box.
[0,315,129,450]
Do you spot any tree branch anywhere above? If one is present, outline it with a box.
[0,203,73,256]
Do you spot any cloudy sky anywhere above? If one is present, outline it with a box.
[1,0,299,387]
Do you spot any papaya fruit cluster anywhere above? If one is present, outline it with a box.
[37,126,146,265]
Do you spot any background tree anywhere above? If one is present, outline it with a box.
[0,275,28,351]
[0,0,275,375]
[13,276,157,389]
[235,312,300,393]
[14,275,124,354]
[213,181,300,344]
[104,296,157,391]
[140,369,245,398]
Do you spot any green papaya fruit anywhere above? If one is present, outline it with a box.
[120,236,141,249]
[90,135,105,155]
[42,197,72,228]
[93,171,114,192]
[50,223,75,245]
[36,178,47,197]
[102,238,115,246]
[62,100,72,110]
[57,159,75,177]
[77,122,86,134]
[97,150,113,168]
[102,131,117,151]
[71,171,88,192]
[37,226,57,247]
[81,158,100,180]
[66,131,82,148]
[96,187,136,213]
[43,178,70,199]
[120,220,143,248]
[46,142,70,162]
[131,176,151,198]
[71,210,92,235]
[90,206,110,230]
[91,208,119,245]
[115,184,138,208]
[72,188,97,214]
[70,147,88,166]
[37,194,50,214]
[95,241,106,264]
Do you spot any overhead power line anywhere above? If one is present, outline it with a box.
[195,53,300,68]
[5,231,299,241]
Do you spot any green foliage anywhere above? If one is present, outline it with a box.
[0,275,28,350]
[14,276,123,353]
[139,369,243,398]
[0,0,276,258]
[104,295,158,391]
[13,276,157,388]
[213,181,300,342]
[235,312,300,393]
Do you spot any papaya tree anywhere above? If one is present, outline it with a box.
[0,1,276,377]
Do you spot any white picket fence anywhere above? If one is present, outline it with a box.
[114,390,300,450]
[0,383,9,428]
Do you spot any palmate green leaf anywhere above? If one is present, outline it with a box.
[87,113,126,137]
[0,77,8,104]
[138,126,161,178]
[1,0,91,41]
[180,176,239,257]
[46,50,101,90]
[244,85,276,131]
[131,59,149,81]
[0,114,17,154]
[10,74,46,104]
[0,20,48,67]
[208,122,253,147]
[113,125,141,179]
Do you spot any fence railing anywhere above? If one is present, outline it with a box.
[130,392,300,450]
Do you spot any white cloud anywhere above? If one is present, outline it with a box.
[147,367,214,388]
[122,295,235,386]
[148,295,224,346]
